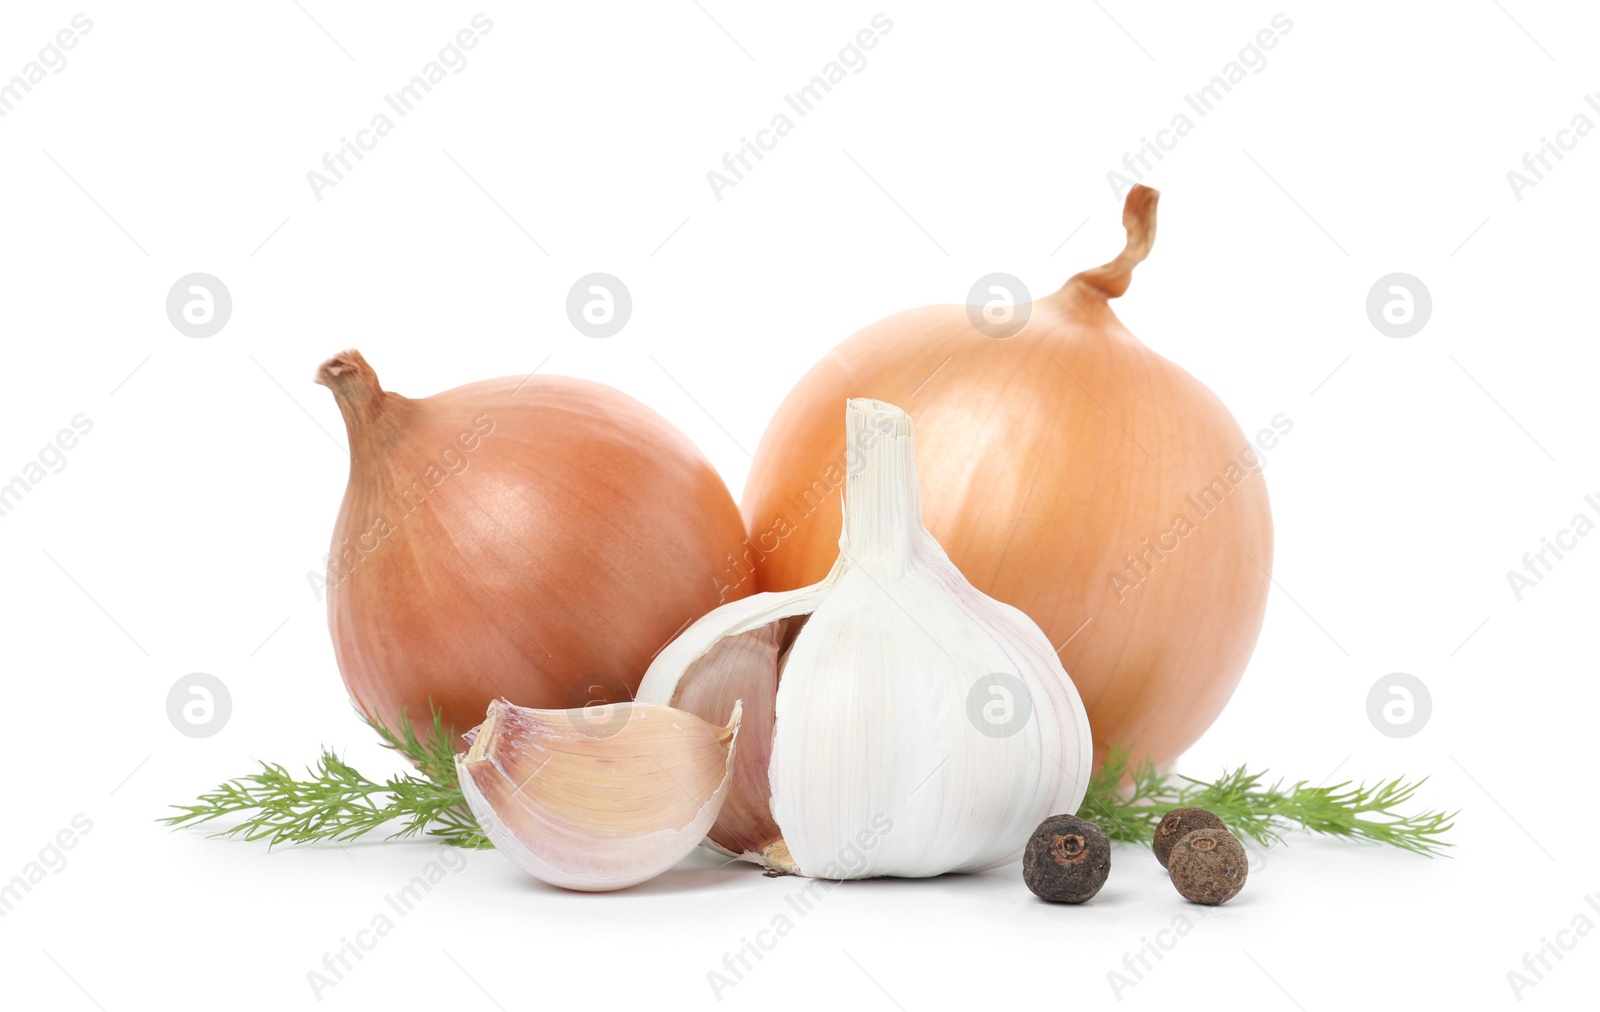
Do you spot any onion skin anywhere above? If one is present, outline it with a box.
[317,350,752,748]
[739,187,1272,771]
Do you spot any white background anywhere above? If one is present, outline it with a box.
[2,2,1596,1009]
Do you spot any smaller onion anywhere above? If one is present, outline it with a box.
[316,350,752,747]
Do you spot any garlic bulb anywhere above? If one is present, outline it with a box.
[637,399,1093,879]
[456,699,742,892]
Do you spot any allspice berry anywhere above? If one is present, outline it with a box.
[1023,814,1111,904]
[1152,807,1227,868]
[1167,828,1248,905]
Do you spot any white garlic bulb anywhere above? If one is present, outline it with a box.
[638,398,1092,879]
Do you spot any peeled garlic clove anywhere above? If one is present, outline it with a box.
[456,698,741,892]
[639,399,1093,880]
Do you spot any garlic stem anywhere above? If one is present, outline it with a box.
[839,399,922,567]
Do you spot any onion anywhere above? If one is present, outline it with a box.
[316,350,751,746]
[740,186,1272,770]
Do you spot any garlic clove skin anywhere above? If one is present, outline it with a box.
[638,584,826,867]
[456,698,741,892]
[638,399,1093,880]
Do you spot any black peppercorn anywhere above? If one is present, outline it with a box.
[1152,807,1227,868]
[1167,828,1248,905]
[1023,814,1111,903]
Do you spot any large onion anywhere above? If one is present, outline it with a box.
[740,187,1272,770]
[316,350,751,746]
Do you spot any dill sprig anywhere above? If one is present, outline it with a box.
[1077,744,1456,856]
[161,706,490,849]
[167,715,1453,857]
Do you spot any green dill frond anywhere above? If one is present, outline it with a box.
[1078,745,1456,856]
[161,704,490,850]
[166,711,1452,858]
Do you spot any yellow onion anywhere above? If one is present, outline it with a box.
[316,350,751,746]
[739,186,1272,770]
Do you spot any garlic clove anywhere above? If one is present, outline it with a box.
[651,622,783,863]
[638,586,825,867]
[456,698,741,891]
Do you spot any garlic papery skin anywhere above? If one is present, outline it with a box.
[637,399,1092,879]
[456,699,741,892]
